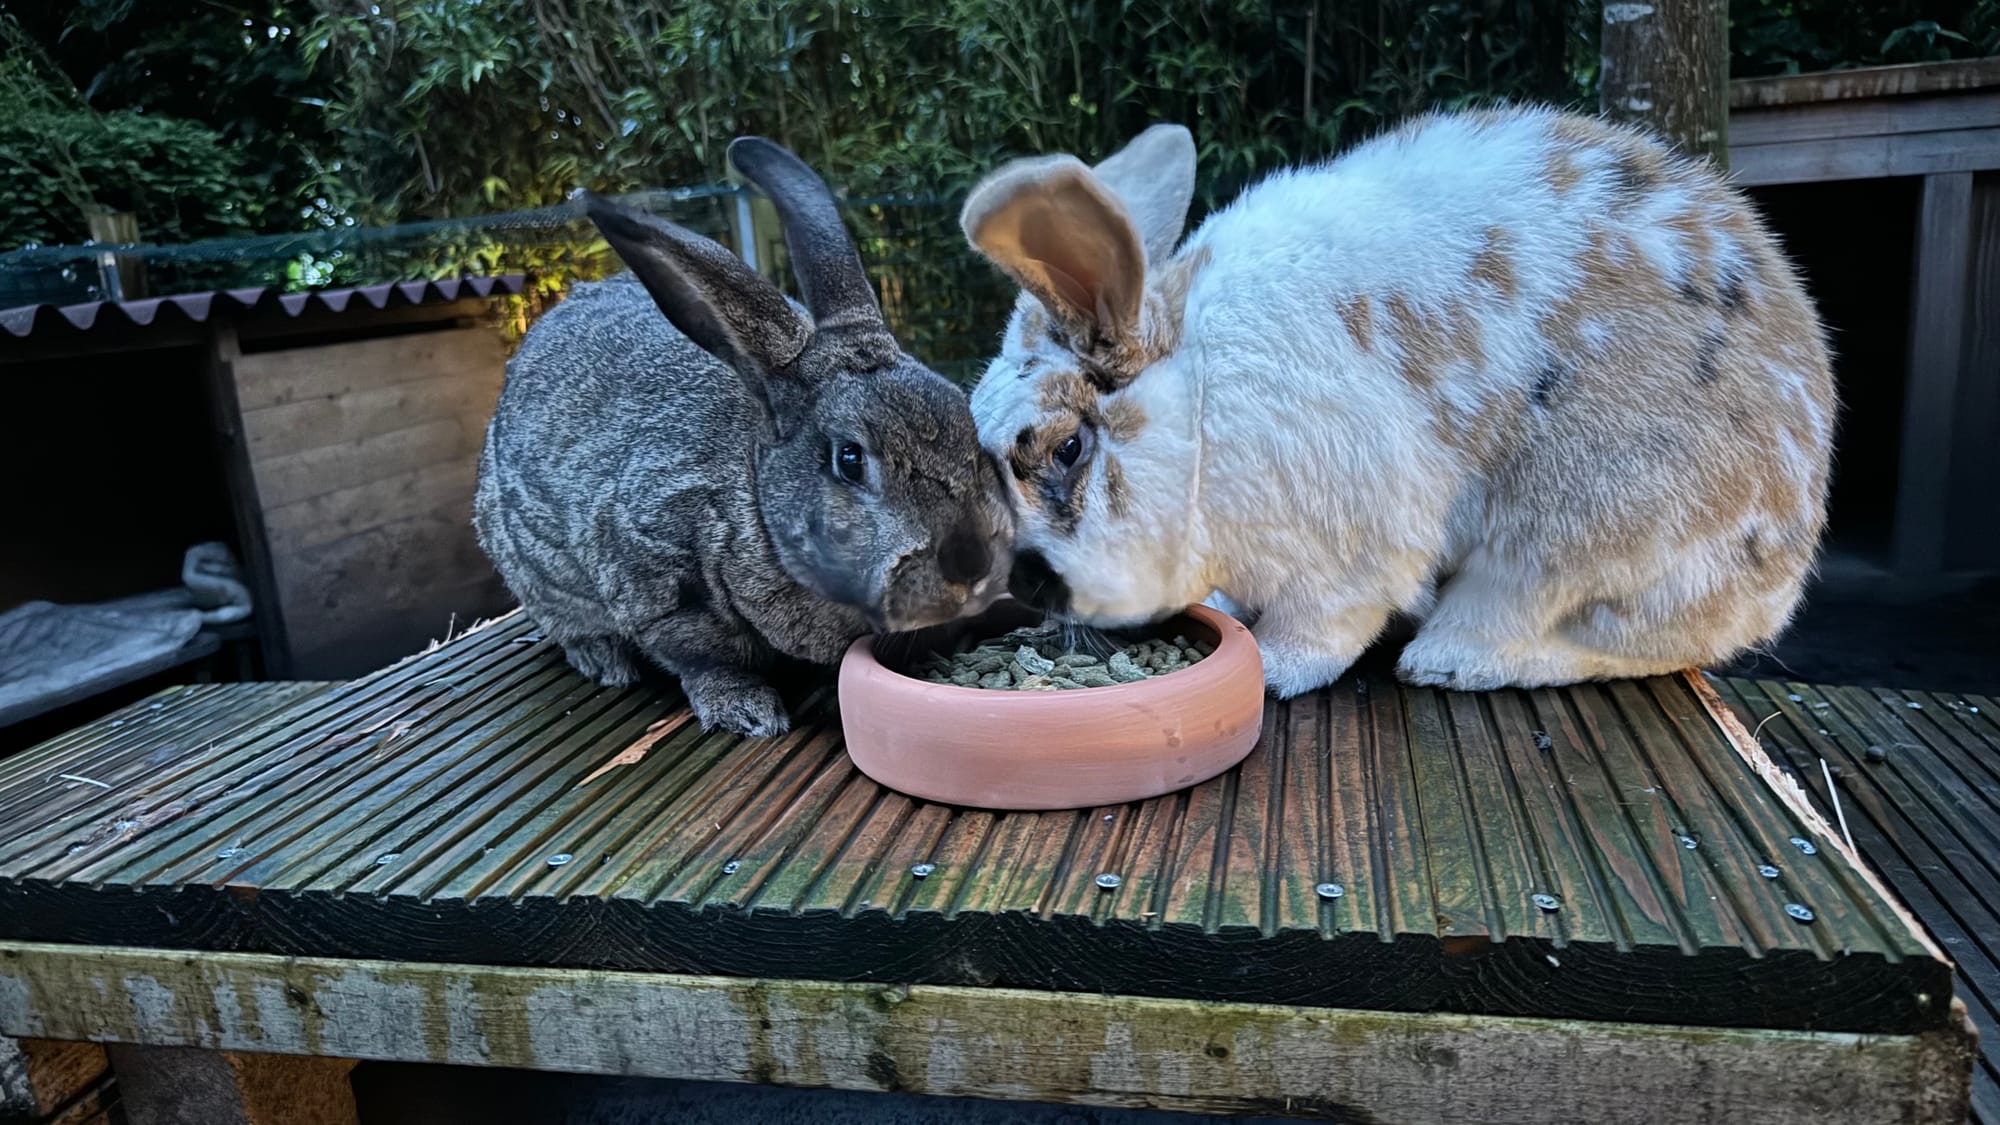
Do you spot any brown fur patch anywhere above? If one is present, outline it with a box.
[1103,454,1131,517]
[1545,149,1583,195]
[1550,116,1604,147]
[1384,294,1488,391]
[1470,227,1518,300]
[1337,295,1375,352]
[1102,396,1147,443]
[1038,370,1100,418]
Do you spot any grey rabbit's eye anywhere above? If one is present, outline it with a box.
[834,441,867,485]
[1054,434,1083,468]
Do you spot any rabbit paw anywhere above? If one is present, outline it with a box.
[1257,639,1357,700]
[684,670,792,738]
[562,637,643,686]
[1394,632,1512,691]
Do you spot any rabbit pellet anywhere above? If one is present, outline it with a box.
[915,623,1213,690]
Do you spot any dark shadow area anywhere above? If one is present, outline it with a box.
[352,1064,1289,1125]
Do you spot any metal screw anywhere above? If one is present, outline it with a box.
[1906,701,1923,710]
[1532,893,1561,912]
[374,853,400,866]
[546,853,572,867]
[1864,745,1888,763]
[1532,730,1553,751]
[1785,903,1815,923]
[722,860,741,875]
[1095,873,1122,890]
[1315,882,1345,900]
[1789,836,1818,856]
[1678,835,1699,850]
[909,863,935,878]
[1757,864,1781,879]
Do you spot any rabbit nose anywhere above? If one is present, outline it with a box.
[937,526,991,587]
[1007,550,1071,615]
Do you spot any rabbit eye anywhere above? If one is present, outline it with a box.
[1053,434,1083,468]
[834,441,867,485]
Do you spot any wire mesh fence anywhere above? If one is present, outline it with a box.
[0,185,1016,385]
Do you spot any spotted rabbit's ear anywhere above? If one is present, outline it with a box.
[582,191,809,430]
[1089,124,1197,264]
[960,154,1147,365]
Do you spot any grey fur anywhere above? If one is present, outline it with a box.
[473,138,1013,736]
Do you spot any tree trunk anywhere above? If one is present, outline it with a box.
[1599,0,1729,167]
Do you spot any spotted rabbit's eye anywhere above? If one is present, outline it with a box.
[834,441,867,485]
[1053,434,1083,468]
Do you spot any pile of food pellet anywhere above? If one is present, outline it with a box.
[912,621,1213,690]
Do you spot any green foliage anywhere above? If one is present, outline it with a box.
[1729,1,1999,77]
[0,15,263,250]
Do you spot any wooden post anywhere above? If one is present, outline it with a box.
[1600,0,1729,165]
[1893,172,1975,575]
[199,322,293,677]
[107,1045,357,1125]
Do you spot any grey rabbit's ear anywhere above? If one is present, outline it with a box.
[727,137,889,340]
[581,191,812,382]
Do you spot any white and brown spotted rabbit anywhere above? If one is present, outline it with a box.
[961,108,1835,697]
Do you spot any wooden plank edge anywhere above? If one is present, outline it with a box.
[0,940,1977,1125]
[1732,58,2000,110]
[1682,670,1951,966]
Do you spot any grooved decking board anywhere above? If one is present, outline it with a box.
[0,617,1950,1035]
[1716,677,2000,1125]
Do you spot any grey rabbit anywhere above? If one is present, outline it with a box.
[473,137,1015,736]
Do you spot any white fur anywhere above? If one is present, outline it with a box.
[967,107,1835,696]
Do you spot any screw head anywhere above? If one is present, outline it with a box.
[374,852,400,866]
[1532,730,1553,751]
[1094,873,1122,890]
[546,853,572,867]
[909,863,935,878]
[722,860,741,875]
[1789,836,1818,856]
[1864,745,1888,763]
[1315,882,1345,900]
[1679,835,1699,850]
[1532,893,1561,912]
[1757,864,1781,879]
[1785,903,1815,923]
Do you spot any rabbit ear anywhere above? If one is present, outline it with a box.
[727,137,889,339]
[960,155,1146,356]
[582,192,812,386]
[1090,124,1196,263]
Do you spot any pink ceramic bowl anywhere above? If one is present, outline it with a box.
[837,601,1264,810]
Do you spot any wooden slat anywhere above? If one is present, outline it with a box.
[0,942,1977,1125]
[233,329,502,413]
[0,624,1953,1035]
[1716,679,2000,1125]
[1729,89,2000,147]
[1728,128,2000,186]
[1731,58,2000,109]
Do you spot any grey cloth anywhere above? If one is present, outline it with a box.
[0,542,252,726]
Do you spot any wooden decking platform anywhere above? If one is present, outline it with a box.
[0,614,1956,1034]
[1717,678,2000,1125]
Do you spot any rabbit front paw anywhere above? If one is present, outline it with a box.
[1256,637,1361,699]
[683,668,792,738]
